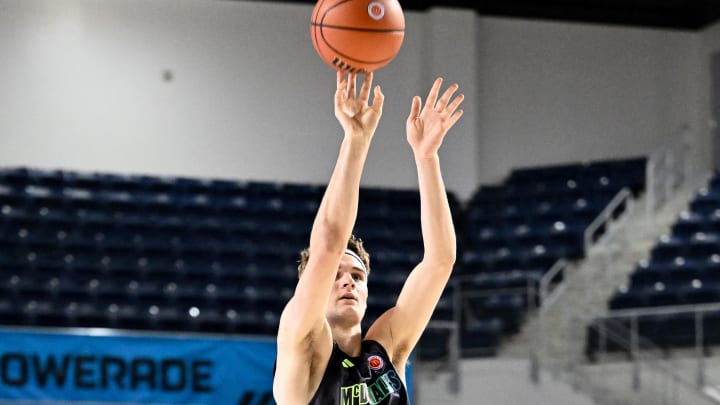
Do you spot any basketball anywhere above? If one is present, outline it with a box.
[310,0,405,73]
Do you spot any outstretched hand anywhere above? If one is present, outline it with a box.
[335,71,384,141]
[406,78,464,158]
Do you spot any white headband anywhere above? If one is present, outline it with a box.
[344,249,367,274]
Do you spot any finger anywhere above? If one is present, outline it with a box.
[445,109,464,129]
[335,73,345,99]
[336,71,347,99]
[407,96,421,124]
[347,72,357,99]
[371,85,384,114]
[425,77,443,111]
[445,93,464,116]
[436,83,459,111]
[359,72,373,103]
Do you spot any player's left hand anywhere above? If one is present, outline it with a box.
[406,78,464,158]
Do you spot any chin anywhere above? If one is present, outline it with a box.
[328,308,365,326]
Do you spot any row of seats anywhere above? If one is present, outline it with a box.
[0,167,438,355]
[0,159,645,360]
[591,172,720,357]
[458,157,646,356]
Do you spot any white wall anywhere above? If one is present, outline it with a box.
[0,0,712,200]
[699,20,720,172]
[476,18,701,182]
[0,0,479,198]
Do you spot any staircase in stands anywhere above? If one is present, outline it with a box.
[498,175,709,404]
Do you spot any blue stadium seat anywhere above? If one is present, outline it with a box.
[689,189,720,215]
[609,288,644,310]
[680,283,720,304]
[629,260,670,288]
[461,318,503,357]
[418,328,451,360]
[642,288,682,307]
[20,299,65,327]
[650,235,688,261]
[482,294,526,333]
[183,306,227,333]
[461,270,542,290]
[104,302,147,330]
[0,297,22,325]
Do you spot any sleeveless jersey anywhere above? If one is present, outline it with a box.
[309,340,410,405]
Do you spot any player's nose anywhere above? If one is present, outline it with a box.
[340,272,355,287]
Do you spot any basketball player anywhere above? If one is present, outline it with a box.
[273,71,464,405]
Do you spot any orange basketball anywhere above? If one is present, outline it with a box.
[310,0,405,73]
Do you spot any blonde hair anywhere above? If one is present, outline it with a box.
[297,234,371,278]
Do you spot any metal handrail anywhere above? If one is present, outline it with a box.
[583,187,632,250]
[582,318,720,405]
[645,128,692,218]
[605,302,720,319]
[584,303,720,402]
[539,258,569,308]
[646,149,663,215]
[539,187,631,308]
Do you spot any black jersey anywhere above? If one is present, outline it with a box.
[309,340,410,405]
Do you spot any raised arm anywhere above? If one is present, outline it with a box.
[291,72,383,332]
[274,72,384,403]
[369,78,464,364]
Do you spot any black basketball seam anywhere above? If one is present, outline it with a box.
[321,34,397,66]
[311,0,332,57]
[311,21,320,53]
[311,22,404,33]
[319,25,402,65]
[316,0,354,67]
[311,0,328,22]
[320,0,354,23]
[312,0,339,57]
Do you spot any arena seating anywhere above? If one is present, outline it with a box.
[459,157,646,356]
[0,167,457,344]
[0,158,648,361]
[587,171,720,358]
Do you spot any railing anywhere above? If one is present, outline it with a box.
[533,157,720,403]
[574,304,720,405]
[645,125,692,218]
[538,258,569,308]
[541,186,634,310]
[590,303,720,391]
[584,187,632,251]
[572,316,719,405]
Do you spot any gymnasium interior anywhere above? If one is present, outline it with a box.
[1,0,720,403]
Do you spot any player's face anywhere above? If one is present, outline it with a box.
[326,254,368,325]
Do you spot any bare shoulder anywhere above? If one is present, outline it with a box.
[274,300,334,404]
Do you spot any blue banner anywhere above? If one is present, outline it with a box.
[0,329,414,404]
[0,329,275,404]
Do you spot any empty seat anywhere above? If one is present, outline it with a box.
[417,328,451,360]
[609,288,644,310]
[461,318,503,357]
[680,284,720,304]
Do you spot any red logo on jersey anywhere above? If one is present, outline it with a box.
[368,355,384,371]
